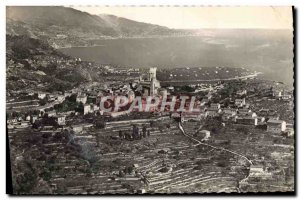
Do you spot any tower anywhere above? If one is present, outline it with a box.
[149,67,157,80]
[150,78,157,96]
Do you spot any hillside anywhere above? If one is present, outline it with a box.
[6,34,106,94]
[6,6,184,48]
[6,6,293,86]
[97,14,176,36]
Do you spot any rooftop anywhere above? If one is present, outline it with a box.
[267,119,285,124]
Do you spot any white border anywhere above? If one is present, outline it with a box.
[1,0,297,6]
[1,0,298,199]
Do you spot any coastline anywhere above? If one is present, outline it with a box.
[55,34,202,49]
[160,72,262,83]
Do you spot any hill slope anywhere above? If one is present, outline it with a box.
[6,6,182,48]
[6,34,105,94]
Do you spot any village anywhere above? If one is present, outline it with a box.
[7,66,294,194]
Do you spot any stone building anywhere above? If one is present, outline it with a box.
[267,119,286,133]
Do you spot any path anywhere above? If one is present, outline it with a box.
[178,122,253,191]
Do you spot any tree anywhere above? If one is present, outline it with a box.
[119,131,124,139]
[95,111,101,116]
[43,113,49,118]
[118,170,125,177]
[39,96,48,106]
[193,165,202,170]
[32,120,41,129]
[126,166,134,174]
[203,118,223,134]
[150,121,155,128]
[256,124,267,130]
[14,160,39,194]
[75,102,84,114]
[217,161,226,168]
[95,119,105,129]
[142,125,147,138]
[158,167,169,173]
[12,111,20,118]
[143,131,147,138]
[132,125,139,140]
[180,85,194,93]
[125,132,132,141]
[33,110,40,115]
[223,98,231,107]
[95,134,100,147]
[236,127,249,135]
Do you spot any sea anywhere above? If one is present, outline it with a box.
[59,29,294,86]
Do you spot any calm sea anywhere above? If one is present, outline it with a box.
[59,31,293,86]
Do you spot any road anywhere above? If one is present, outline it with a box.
[178,122,253,192]
[178,122,253,165]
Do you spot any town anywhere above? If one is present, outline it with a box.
[7,64,294,194]
[6,5,294,195]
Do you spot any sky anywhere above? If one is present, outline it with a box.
[70,6,293,29]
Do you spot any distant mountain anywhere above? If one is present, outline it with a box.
[6,6,294,86]
[97,14,173,36]
[6,6,185,48]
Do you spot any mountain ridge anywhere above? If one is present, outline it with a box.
[6,6,186,48]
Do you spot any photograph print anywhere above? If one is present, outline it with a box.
[6,6,295,194]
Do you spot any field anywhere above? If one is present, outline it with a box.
[7,77,295,194]
[8,118,246,194]
[182,119,294,192]
[9,113,294,194]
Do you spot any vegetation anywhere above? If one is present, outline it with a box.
[95,119,106,129]
[6,35,90,93]
[54,94,82,113]
[202,117,224,134]
[236,127,250,135]
[218,81,245,98]
[14,161,39,194]
[175,85,195,93]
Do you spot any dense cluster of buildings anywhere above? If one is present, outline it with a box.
[6,66,294,138]
[180,95,292,135]
[6,64,294,194]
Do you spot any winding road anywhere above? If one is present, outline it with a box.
[178,122,252,165]
[178,122,253,191]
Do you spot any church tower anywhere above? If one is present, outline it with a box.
[149,67,157,80]
[150,78,157,96]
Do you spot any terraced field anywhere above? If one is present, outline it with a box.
[8,117,253,194]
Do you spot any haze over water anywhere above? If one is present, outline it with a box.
[60,29,293,86]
